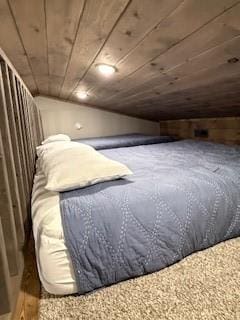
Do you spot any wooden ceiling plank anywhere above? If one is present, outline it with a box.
[71,0,183,97]
[105,35,240,108]
[107,76,240,119]
[93,0,183,67]
[145,83,240,106]
[1,0,240,120]
[0,0,37,94]
[129,106,239,120]
[137,99,240,115]
[150,61,240,98]
[84,0,239,104]
[129,105,240,121]
[59,0,130,100]
[119,87,240,116]
[46,0,85,97]
[8,0,49,94]
[134,94,240,112]
[165,37,240,78]
[117,93,240,115]
[145,95,240,111]
[93,2,240,106]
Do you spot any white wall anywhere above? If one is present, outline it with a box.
[35,96,159,139]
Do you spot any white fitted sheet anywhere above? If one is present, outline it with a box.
[32,162,77,295]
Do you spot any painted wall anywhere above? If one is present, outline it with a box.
[35,96,159,139]
[160,117,240,145]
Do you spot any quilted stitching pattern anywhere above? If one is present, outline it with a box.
[60,140,240,294]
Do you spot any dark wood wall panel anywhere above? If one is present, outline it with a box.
[0,49,43,318]
[160,117,240,145]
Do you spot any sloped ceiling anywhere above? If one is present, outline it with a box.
[1,0,240,121]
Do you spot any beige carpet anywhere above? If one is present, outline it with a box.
[39,238,240,320]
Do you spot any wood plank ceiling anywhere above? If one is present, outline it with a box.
[1,0,240,121]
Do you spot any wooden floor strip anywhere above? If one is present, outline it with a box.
[12,236,40,320]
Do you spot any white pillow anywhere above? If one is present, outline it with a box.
[41,134,71,145]
[41,143,132,192]
[37,141,71,158]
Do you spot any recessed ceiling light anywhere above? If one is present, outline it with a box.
[96,64,117,76]
[76,91,88,99]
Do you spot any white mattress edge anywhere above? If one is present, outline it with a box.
[32,162,77,295]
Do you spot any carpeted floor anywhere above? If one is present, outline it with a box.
[39,238,240,320]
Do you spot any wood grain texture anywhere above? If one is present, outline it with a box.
[12,236,40,320]
[0,1,37,94]
[10,75,30,196]
[98,3,240,104]
[60,0,130,99]
[88,0,239,102]
[0,64,24,250]
[46,0,85,97]
[0,218,12,316]
[8,0,49,94]
[0,49,43,319]
[160,116,240,145]
[0,130,19,279]
[1,62,27,235]
[71,0,183,100]
[1,0,240,119]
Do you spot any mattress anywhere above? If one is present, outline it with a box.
[32,134,175,294]
[33,139,240,295]
[32,136,175,295]
[60,140,240,294]
[32,161,77,294]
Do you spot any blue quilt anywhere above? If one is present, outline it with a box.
[73,133,175,150]
[60,140,240,294]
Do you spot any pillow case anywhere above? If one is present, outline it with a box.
[37,140,75,158]
[40,142,132,192]
[41,134,71,145]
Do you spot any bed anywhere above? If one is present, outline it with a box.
[32,136,240,295]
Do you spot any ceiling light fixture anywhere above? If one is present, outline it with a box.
[76,91,88,99]
[96,64,117,76]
